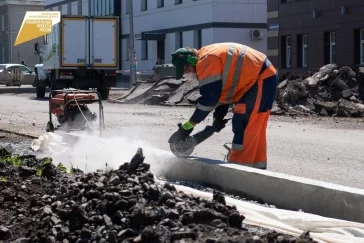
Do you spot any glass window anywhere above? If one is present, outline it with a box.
[67,2,72,14]
[96,0,100,15]
[360,29,364,64]
[110,0,114,15]
[157,0,164,8]
[141,40,148,60]
[126,0,129,14]
[126,38,130,61]
[105,0,109,15]
[141,0,147,11]
[194,29,202,49]
[71,2,77,15]
[77,0,82,15]
[286,36,291,68]
[302,34,308,68]
[90,0,95,15]
[62,4,67,14]
[19,65,30,72]
[1,15,4,31]
[330,31,336,64]
[175,32,183,49]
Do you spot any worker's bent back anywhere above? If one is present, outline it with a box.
[197,42,272,104]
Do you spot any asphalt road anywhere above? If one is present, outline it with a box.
[0,93,364,189]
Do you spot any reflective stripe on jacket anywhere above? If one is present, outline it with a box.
[190,42,268,124]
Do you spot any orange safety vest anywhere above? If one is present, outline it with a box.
[196,42,267,105]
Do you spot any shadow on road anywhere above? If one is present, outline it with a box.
[28,97,49,101]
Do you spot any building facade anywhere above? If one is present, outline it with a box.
[267,0,364,73]
[0,0,45,68]
[122,0,267,71]
[45,0,116,17]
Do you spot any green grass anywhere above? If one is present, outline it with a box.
[0,154,76,179]
[2,155,23,167]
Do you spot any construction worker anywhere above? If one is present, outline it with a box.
[170,43,278,169]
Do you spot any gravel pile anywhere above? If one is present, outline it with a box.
[114,77,200,106]
[0,146,317,243]
[274,64,364,117]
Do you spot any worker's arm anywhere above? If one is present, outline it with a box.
[189,55,223,125]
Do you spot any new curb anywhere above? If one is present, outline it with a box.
[153,156,364,224]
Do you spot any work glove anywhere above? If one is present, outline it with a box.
[213,104,230,132]
[168,121,194,143]
[213,118,229,132]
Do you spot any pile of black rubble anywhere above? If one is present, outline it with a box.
[274,64,364,117]
[0,147,317,243]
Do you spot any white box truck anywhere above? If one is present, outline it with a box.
[34,15,119,100]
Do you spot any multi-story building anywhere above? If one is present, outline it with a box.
[267,0,364,73]
[44,0,117,17]
[0,0,45,67]
[122,0,267,71]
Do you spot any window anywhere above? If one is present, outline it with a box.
[1,15,4,31]
[286,36,291,68]
[297,34,308,68]
[109,0,114,15]
[126,0,130,14]
[175,32,183,49]
[67,2,72,14]
[280,35,291,68]
[77,0,82,15]
[141,0,147,11]
[90,0,94,15]
[329,32,336,64]
[360,29,364,64]
[175,0,182,5]
[302,34,308,67]
[141,40,148,60]
[19,65,31,73]
[126,38,130,61]
[157,0,164,8]
[194,29,202,49]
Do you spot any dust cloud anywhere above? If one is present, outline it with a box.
[36,129,177,176]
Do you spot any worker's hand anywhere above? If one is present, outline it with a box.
[168,121,194,143]
[213,104,230,132]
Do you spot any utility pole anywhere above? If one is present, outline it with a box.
[128,0,137,88]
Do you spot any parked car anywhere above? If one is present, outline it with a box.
[0,63,36,86]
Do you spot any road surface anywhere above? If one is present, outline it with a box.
[0,93,364,189]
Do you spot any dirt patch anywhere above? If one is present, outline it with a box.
[0,138,317,242]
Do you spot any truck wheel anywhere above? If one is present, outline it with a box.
[36,86,46,98]
[97,88,110,100]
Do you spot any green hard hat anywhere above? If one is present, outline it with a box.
[171,48,197,80]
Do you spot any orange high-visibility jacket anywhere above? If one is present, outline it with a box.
[190,42,271,124]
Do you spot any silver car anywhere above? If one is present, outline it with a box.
[0,63,36,86]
